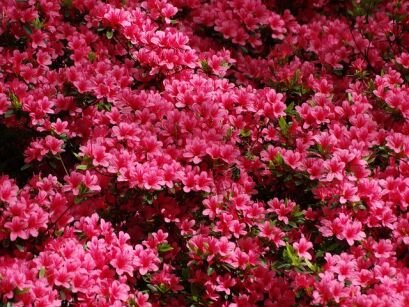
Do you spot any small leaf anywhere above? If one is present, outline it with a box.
[207,267,215,276]
[39,267,46,278]
[241,46,249,54]
[200,60,210,72]
[224,127,233,140]
[9,92,21,110]
[220,60,229,67]
[63,0,73,7]
[106,30,114,40]
[284,243,301,266]
[74,196,85,204]
[231,165,241,182]
[147,284,158,292]
[4,110,14,118]
[128,298,136,307]
[288,221,297,227]
[333,67,344,76]
[88,52,96,62]
[14,287,30,295]
[97,102,112,111]
[274,153,283,165]
[157,283,168,293]
[16,244,24,252]
[20,163,31,172]
[245,150,254,160]
[304,259,319,272]
[278,117,288,136]
[285,102,295,115]
[73,152,81,159]
[239,129,251,138]
[158,243,173,253]
[290,69,300,87]
[55,229,64,237]
[76,164,88,170]
[22,24,32,35]
[32,18,43,30]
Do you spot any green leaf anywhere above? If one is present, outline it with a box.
[158,243,173,253]
[73,152,81,160]
[231,165,241,182]
[62,0,73,7]
[220,60,229,67]
[76,164,88,170]
[14,287,31,295]
[333,67,344,76]
[200,60,210,72]
[304,259,319,273]
[207,266,215,276]
[284,243,301,266]
[278,117,288,136]
[274,153,283,165]
[22,24,32,35]
[221,263,233,272]
[190,284,201,302]
[157,283,168,293]
[4,110,14,118]
[285,102,295,116]
[88,52,96,62]
[239,129,251,138]
[288,221,297,227]
[74,196,85,204]
[106,30,114,40]
[54,229,64,237]
[32,18,44,30]
[128,297,136,307]
[147,284,158,292]
[39,267,46,278]
[224,127,233,140]
[97,102,112,111]
[16,244,24,252]
[290,69,300,87]
[9,92,21,110]
[245,150,254,160]
[240,46,249,54]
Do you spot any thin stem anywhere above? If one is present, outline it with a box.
[57,153,69,176]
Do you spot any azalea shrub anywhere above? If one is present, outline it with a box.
[1,0,409,306]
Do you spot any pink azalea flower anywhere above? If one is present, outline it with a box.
[293,237,313,260]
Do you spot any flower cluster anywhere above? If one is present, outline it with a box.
[1,0,409,306]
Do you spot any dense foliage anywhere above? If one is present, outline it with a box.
[1,0,409,306]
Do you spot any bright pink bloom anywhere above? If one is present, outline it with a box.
[293,237,313,260]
